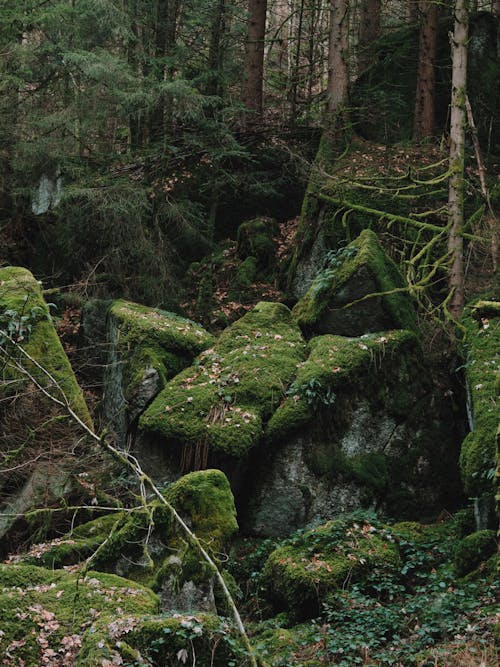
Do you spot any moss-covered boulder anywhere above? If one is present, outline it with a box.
[459,300,499,519]
[236,216,279,272]
[138,302,307,475]
[0,564,158,666]
[454,530,497,577]
[104,299,213,442]
[246,330,462,536]
[292,230,417,337]
[0,564,246,666]
[0,267,92,545]
[12,469,237,614]
[262,516,400,620]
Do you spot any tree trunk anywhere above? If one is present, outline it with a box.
[413,0,439,138]
[358,0,381,73]
[447,0,469,320]
[326,0,349,123]
[207,0,226,98]
[289,0,305,125]
[408,1,419,22]
[242,0,268,125]
[150,0,179,143]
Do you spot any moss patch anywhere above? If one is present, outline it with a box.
[237,217,279,272]
[139,302,307,458]
[459,300,499,497]
[14,470,237,594]
[0,266,91,424]
[267,329,418,443]
[292,230,417,336]
[109,299,213,400]
[0,563,158,666]
[262,516,400,620]
[454,530,497,577]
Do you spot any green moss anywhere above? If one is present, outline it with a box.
[454,530,497,577]
[262,517,400,620]
[78,613,248,667]
[0,266,91,425]
[140,302,307,458]
[18,470,237,594]
[236,217,278,271]
[109,299,213,398]
[0,563,158,666]
[164,469,238,550]
[292,230,417,335]
[459,301,499,496]
[267,329,418,442]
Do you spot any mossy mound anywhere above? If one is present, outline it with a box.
[0,564,246,666]
[459,300,499,498]
[0,266,90,422]
[13,470,237,610]
[0,563,158,666]
[236,216,279,272]
[0,267,92,544]
[139,302,307,459]
[267,328,417,443]
[454,530,497,577]
[262,516,400,620]
[292,230,417,336]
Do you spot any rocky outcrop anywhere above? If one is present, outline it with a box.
[246,330,461,536]
[138,301,307,476]
[459,299,499,528]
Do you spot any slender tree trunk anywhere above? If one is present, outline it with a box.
[326,0,349,121]
[150,0,179,143]
[358,0,381,73]
[447,0,469,320]
[408,0,419,22]
[413,0,439,138]
[289,0,305,125]
[207,0,226,98]
[242,0,268,125]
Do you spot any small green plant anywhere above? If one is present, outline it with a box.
[0,300,51,346]
[287,377,336,409]
[311,244,358,297]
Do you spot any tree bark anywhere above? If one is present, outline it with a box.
[242,0,268,125]
[408,1,419,22]
[447,0,469,320]
[358,0,381,73]
[207,0,226,98]
[150,0,179,143]
[326,0,349,119]
[413,0,439,138]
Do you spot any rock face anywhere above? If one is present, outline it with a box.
[14,469,237,614]
[292,230,417,337]
[103,300,213,444]
[246,331,461,536]
[0,267,92,545]
[459,299,499,528]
